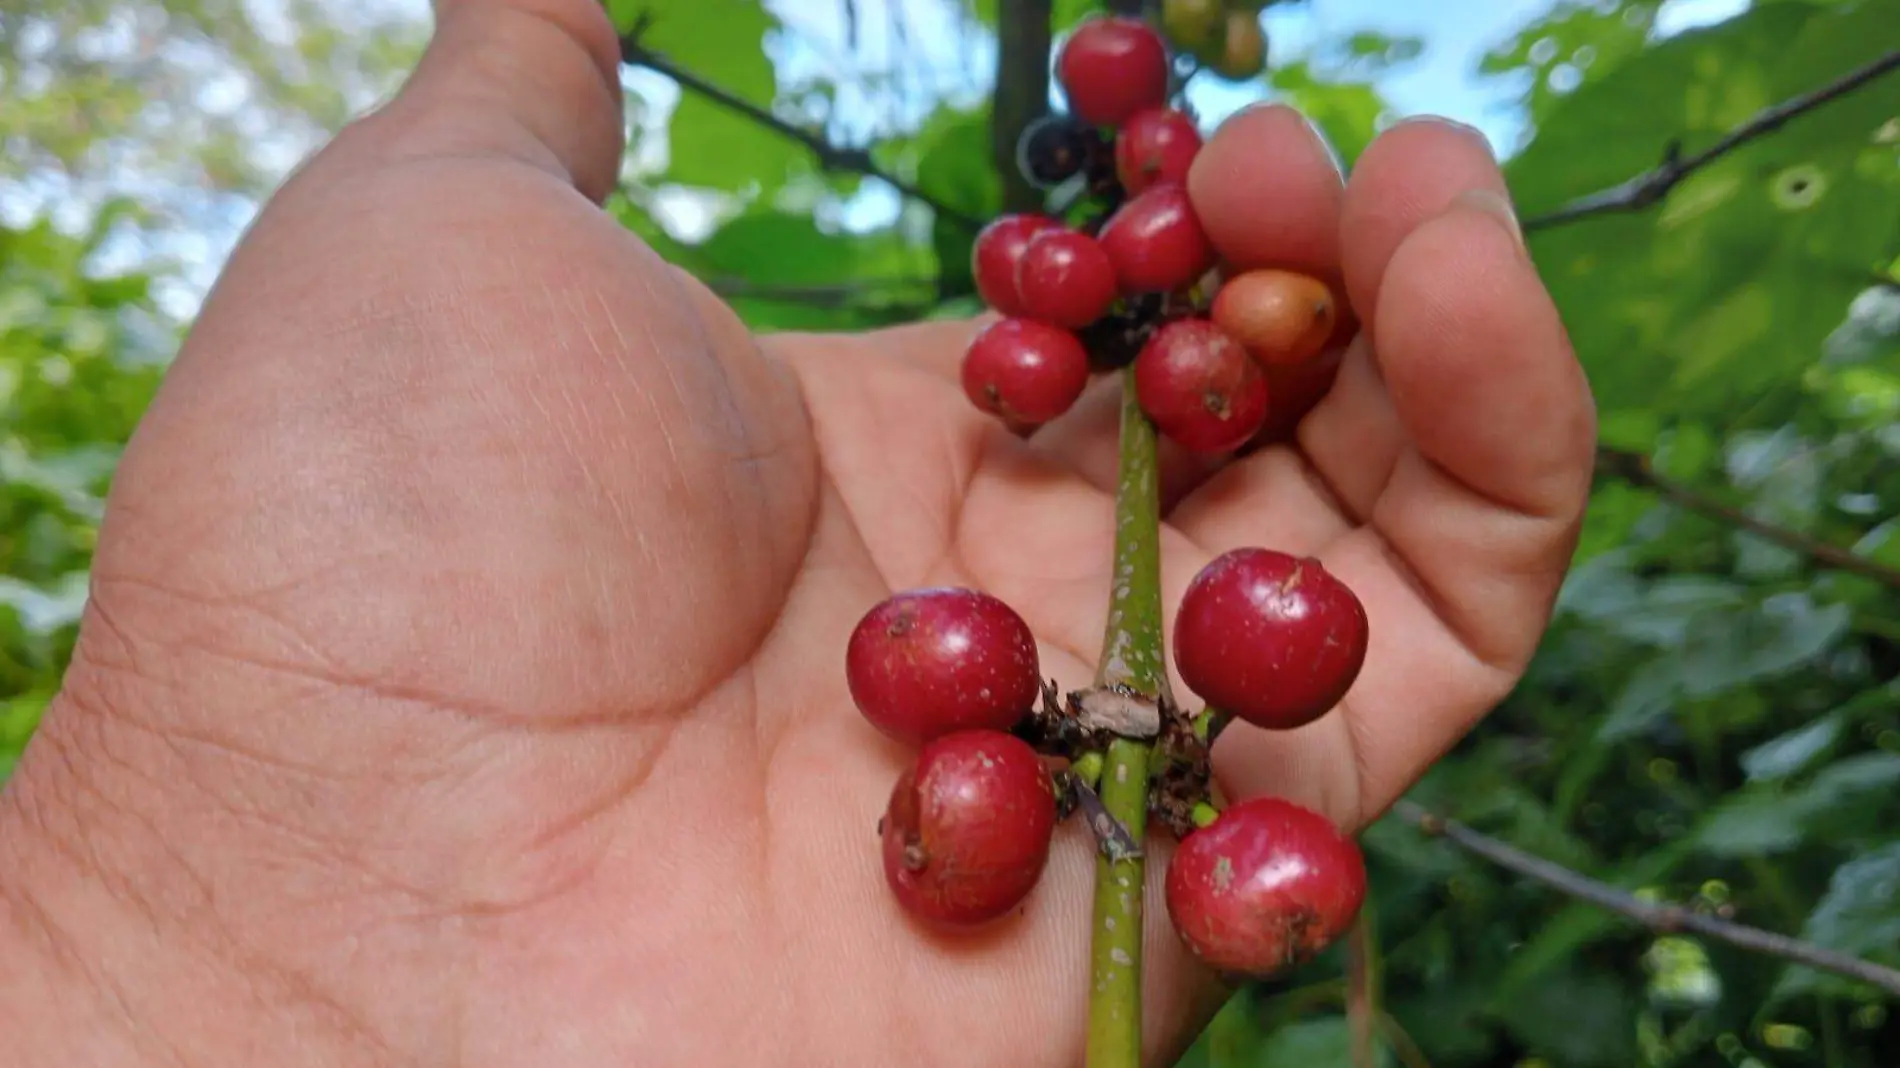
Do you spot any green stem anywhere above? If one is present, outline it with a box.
[1085,371,1168,1068]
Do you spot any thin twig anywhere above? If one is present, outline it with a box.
[1522,49,1900,231]
[1346,913,1379,1068]
[1379,1014,1435,1068]
[1596,445,1900,592]
[1395,801,1900,1000]
[617,23,985,233]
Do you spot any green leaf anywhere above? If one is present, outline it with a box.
[1265,61,1388,168]
[1740,712,1844,781]
[603,0,643,31]
[1253,1017,1371,1068]
[1695,753,1900,856]
[1771,841,1900,1001]
[1481,1,1667,126]
[1675,591,1852,697]
[687,209,935,331]
[634,0,805,193]
[895,106,1000,294]
[962,0,1104,34]
[1493,967,1638,1067]
[1509,1,1900,426]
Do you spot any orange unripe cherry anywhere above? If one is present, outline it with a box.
[1210,268,1339,367]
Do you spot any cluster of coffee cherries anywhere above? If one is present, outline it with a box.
[849,12,1371,982]
[962,14,1343,457]
[847,547,1370,975]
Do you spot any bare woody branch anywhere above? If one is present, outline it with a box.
[992,0,1053,214]
[1596,446,1900,592]
[1523,49,1900,232]
[1395,801,1900,1000]
[616,20,986,233]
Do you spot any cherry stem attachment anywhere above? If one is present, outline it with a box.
[1085,370,1168,1068]
[1191,706,1232,745]
[1190,801,1221,829]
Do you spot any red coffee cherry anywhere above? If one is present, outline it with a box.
[1114,107,1203,195]
[1165,796,1367,977]
[1172,547,1368,731]
[1098,182,1217,296]
[846,587,1042,747]
[1056,15,1172,129]
[972,213,1062,316]
[1017,229,1120,330]
[1133,318,1269,454]
[880,730,1059,927]
[960,318,1092,430]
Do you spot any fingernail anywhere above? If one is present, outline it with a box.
[1231,101,1345,184]
[1452,188,1525,252]
[1393,114,1497,161]
[1295,111,1347,183]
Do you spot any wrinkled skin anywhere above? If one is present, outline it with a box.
[0,2,1596,1065]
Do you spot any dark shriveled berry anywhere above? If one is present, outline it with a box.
[1016,113,1094,188]
[1056,15,1172,129]
[1133,318,1269,454]
[880,730,1059,927]
[961,318,1092,429]
[1165,796,1366,977]
[1097,182,1217,296]
[1115,107,1203,196]
[1172,548,1368,731]
[1075,300,1153,374]
[972,213,1061,317]
[1017,229,1119,330]
[846,587,1042,747]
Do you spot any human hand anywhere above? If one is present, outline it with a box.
[0,1,1595,1064]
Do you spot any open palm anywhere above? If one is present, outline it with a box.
[0,3,1596,1066]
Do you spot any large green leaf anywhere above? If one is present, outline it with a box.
[1695,753,1900,856]
[1508,1,1900,428]
[1265,60,1387,168]
[692,208,937,331]
[1495,967,1638,1067]
[626,0,806,193]
[876,104,1000,296]
[1480,1,1666,127]
[1771,841,1900,1001]
[960,0,1105,34]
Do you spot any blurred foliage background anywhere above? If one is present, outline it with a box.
[3,0,1898,1064]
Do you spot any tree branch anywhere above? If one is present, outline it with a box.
[617,23,985,233]
[1596,445,1900,592]
[1395,801,1900,999]
[992,0,1053,214]
[1522,49,1900,232]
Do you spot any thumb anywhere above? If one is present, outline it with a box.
[377,0,627,201]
